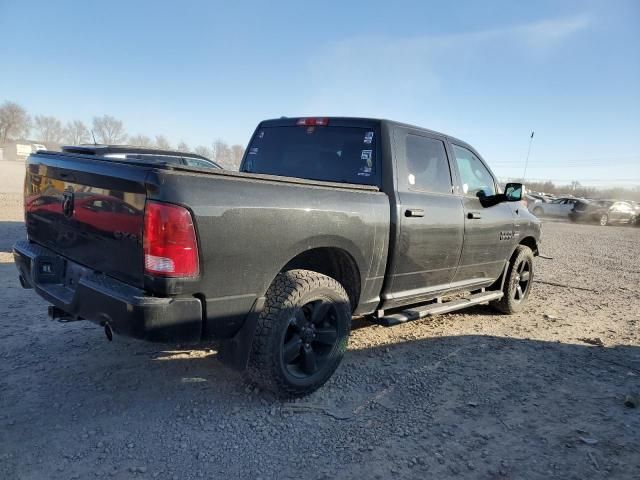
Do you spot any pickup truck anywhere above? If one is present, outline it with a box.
[13,118,541,396]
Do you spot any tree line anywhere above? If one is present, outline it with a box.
[0,100,244,169]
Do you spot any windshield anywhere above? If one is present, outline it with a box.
[242,126,377,185]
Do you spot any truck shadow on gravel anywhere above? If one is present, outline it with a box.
[3,301,640,479]
[0,221,24,253]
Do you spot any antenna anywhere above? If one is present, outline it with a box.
[522,131,535,181]
[91,130,98,145]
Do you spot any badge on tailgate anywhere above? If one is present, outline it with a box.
[62,187,74,218]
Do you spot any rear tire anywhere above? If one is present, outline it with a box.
[247,269,351,397]
[490,245,534,314]
[532,207,543,217]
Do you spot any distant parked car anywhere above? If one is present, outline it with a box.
[569,200,637,226]
[531,197,580,218]
[625,201,640,225]
[62,145,222,169]
[527,192,551,203]
[523,194,542,211]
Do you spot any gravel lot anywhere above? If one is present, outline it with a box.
[1,160,639,479]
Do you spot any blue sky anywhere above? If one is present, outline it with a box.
[1,0,638,186]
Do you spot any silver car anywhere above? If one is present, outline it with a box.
[531,197,580,218]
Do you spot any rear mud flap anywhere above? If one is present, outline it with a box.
[217,297,265,371]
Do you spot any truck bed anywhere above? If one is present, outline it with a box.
[22,151,390,339]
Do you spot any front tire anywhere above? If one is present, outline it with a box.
[490,245,534,314]
[247,269,352,397]
[599,214,609,226]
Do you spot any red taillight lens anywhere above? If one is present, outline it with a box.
[296,117,329,126]
[143,201,199,277]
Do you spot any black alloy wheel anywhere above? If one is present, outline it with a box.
[247,269,351,397]
[281,299,339,378]
[511,257,532,304]
[490,245,535,314]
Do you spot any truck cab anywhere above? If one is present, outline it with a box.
[242,118,540,313]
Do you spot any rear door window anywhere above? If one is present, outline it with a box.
[404,134,453,194]
[242,126,377,185]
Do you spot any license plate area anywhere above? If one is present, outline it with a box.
[33,256,65,284]
[63,261,92,290]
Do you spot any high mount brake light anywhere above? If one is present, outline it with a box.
[143,201,199,277]
[296,117,329,126]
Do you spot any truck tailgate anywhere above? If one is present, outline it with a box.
[24,154,148,288]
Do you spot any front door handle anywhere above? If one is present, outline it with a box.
[405,208,425,218]
[467,212,482,219]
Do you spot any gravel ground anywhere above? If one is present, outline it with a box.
[1,162,639,479]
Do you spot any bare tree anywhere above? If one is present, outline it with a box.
[230,144,245,170]
[92,115,127,144]
[212,139,232,168]
[154,135,172,150]
[194,145,212,159]
[128,134,152,147]
[34,115,65,143]
[63,120,90,145]
[177,141,190,152]
[0,101,31,144]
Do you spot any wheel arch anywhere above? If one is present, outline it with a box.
[280,247,361,311]
[518,236,539,256]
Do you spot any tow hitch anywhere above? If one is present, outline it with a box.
[48,305,77,322]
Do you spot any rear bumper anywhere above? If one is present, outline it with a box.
[13,239,203,342]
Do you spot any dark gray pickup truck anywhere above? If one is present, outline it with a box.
[14,117,541,396]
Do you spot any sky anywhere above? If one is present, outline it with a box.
[1,0,638,186]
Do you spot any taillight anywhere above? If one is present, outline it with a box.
[296,117,329,126]
[143,201,199,277]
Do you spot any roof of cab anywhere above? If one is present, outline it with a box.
[258,116,472,149]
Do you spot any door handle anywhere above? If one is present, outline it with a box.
[405,208,424,218]
[467,212,482,219]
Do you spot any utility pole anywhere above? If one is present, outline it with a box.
[522,131,535,181]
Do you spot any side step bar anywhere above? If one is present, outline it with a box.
[375,291,504,327]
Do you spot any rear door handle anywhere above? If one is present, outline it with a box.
[405,208,424,218]
[467,212,482,219]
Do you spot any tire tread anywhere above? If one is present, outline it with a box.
[247,269,351,397]
[490,245,534,314]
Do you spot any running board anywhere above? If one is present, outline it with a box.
[376,291,504,327]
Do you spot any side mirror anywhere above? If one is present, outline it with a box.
[504,182,525,202]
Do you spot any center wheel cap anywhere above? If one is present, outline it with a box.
[301,326,315,343]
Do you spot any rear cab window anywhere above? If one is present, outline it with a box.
[241,119,379,186]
